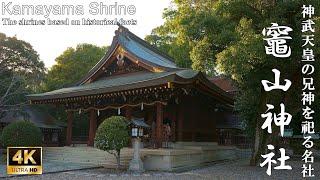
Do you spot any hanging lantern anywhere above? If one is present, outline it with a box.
[118,107,121,115]
[97,110,100,116]
[141,103,144,110]
[79,109,82,114]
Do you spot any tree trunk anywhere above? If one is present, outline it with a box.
[250,122,267,165]
[250,90,268,166]
[116,151,121,170]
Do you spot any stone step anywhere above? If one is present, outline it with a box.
[44,148,132,153]
[173,142,218,146]
[43,153,133,158]
[43,159,131,165]
[42,144,239,172]
[170,142,221,150]
[44,156,132,160]
[44,155,132,161]
[43,146,133,167]
[44,157,132,165]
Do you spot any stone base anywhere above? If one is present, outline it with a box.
[43,142,238,172]
[140,142,238,171]
[129,158,144,172]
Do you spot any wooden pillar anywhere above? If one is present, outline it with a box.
[156,102,163,148]
[146,108,156,148]
[66,111,73,146]
[177,104,184,141]
[125,106,132,120]
[172,109,177,142]
[88,109,97,146]
[125,106,133,147]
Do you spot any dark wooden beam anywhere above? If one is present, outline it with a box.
[177,103,184,141]
[172,106,177,142]
[88,109,97,146]
[66,111,73,146]
[156,102,163,148]
[125,106,132,120]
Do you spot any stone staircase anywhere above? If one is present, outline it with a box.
[43,146,133,168]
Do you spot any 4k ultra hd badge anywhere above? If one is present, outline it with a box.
[7,147,42,175]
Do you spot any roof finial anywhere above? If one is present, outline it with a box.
[117,22,128,33]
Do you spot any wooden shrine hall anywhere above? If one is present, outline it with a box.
[27,25,234,148]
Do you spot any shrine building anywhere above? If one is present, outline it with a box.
[27,25,236,149]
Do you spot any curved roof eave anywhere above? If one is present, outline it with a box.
[77,25,179,85]
[77,33,120,85]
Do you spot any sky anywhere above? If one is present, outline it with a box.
[0,0,172,68]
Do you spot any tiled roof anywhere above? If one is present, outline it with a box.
[27,25,234,105]
[28,69,199,100]
[118,29,177,69]
[209,76,238,93]
[128,118,150,128]
[78,25,179,85]
[0,106,64,129]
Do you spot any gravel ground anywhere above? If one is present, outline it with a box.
[5,159,319,180]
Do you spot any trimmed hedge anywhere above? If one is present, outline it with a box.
[95,116,130,152]
[0,121,42,147]
[95,116,129,168]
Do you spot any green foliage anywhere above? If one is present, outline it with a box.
[215,0,319,164]
[148,0,320,164]
[216,0,320,133]
[0,33,45,115]
[145,0,238,72]
[95,116,129,168]
[190,36,215,75]
[41,44,107,130]
[145,28,192,68]
[43,44,107,91]
[95,116,129,154]
[0,121,42,147]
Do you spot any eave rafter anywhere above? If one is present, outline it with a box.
[30,82,181,108]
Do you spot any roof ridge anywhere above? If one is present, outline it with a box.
[77,28,121,85]
[118,25,177,64]
[78,24,178,85]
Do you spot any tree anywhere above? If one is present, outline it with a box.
[145,28,192,68]
[43,44,107,91]
[148,0,320,165]
[0,33,45,117]
[95,116,130,169]
[145,0,237,75]
[42,44,107,128]
[215,0,320,165]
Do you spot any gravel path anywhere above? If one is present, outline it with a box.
[6,159,319,180]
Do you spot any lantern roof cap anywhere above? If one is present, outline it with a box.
[128,118,150,128]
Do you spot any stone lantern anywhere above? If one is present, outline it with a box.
[128,118,150,172]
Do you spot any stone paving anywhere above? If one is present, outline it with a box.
[4,159,320,180]
[0,161,101,178]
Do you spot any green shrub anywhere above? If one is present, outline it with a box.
[0,121,42,147]
[95,116,129,168]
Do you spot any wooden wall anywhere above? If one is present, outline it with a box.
[169,95,219,142]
